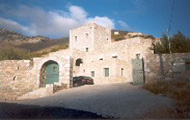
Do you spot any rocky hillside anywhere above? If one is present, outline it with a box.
[0,28,51,43]
[111,30,156,41]
[0,28,27,42]
[0,28,69,52]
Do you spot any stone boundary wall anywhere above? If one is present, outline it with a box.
[0,60,38,100]
[0,54,72,100]
[145,53,190,83]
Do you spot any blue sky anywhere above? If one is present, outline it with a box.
[0,0,189,38]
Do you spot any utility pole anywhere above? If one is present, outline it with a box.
[167,29,172,54]
[167,0,175,54]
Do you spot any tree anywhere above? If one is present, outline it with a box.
[171,31,190,53]
[151,33,169,54]
[151,31,190,54]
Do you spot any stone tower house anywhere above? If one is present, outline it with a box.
[70,23,153,84]
[69,23,111,52]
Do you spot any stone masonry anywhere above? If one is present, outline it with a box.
[0,50,72,100]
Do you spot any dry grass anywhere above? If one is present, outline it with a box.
[31,44,68,57]
[0,44,68,60]
[112,34,126,41]
[112,32,155,41]
[0,47,31,60]
[144,80,190,118]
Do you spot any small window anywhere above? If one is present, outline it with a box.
[83,69,85,72]
[106,37,109,40]
[86,47,89,52]
[91,71,95,77]
[99,58,103,60]
[75,36,77,42]
[104,68,109,77]
[112,55,117,58]
[121,68,124,76]
[13,76,16,81]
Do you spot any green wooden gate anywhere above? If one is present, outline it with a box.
[132,57,145,85]
[46,63,59,84]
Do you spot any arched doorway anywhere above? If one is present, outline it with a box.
[75,58,83,66]
[40,60,59,87]
[74,58,83,76]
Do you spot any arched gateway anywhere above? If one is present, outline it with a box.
[40,60,59,87]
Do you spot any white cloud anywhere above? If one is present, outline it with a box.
[0,5,131,38]
[88,16,115,28]
[69,5,87,21]
[0,17,35,34]
[117,20,132,31]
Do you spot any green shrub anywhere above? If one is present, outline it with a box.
[0,47,31,60]
[151,31,190,54]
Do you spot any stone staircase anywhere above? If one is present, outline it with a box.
[17,83,67,100]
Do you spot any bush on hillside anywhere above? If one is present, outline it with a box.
[0,47,31,60]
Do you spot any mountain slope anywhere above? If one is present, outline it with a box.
[0,28,69,52]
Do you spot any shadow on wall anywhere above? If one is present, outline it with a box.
[0,102,111,119]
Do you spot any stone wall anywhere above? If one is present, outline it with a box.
[144,53,190,83]
[0,51,72,100]
[0,60,37,100]
[93,23,111,50]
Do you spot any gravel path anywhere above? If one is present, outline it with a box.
[15,83,175,119]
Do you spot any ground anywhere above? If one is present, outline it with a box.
[1,83,175,119]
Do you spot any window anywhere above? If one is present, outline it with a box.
[75,36,77,42]
[91,71,95,77]
[104,68,109,77]
[106,37,109,40]
[86,47,89,52]
[99,58,103,60]
[112,55,117,58]
[13,76,16,81]
[121,68,124,76]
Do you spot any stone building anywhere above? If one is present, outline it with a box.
[1,23,190,100]
[70,23,153,84]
